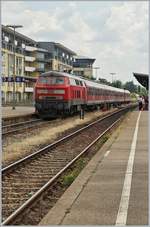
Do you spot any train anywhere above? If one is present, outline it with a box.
[34,71,131,118]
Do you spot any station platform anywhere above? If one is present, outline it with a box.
[40,110,148,225]
[2,106,35,119]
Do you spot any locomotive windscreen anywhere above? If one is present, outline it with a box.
[38,76,65,85]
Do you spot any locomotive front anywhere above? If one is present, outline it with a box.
[34,71,70,118]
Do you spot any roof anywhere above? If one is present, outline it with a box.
[36,48,48,53]
[75,55,95,59]
[2,25,36,45]
[38,42,76,55]
[55,43,76,55]
[133,72,149,90]
[74,55,95,63]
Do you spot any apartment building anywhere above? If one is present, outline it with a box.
[2,25,37,103]
[24,46,49,101]
[37,42,76,72]
[2,25,96,104]
[2,26,75,104]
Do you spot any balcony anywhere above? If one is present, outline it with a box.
[25,66,36,72]
[25,56,36,62]
[25,87,34,93]
[25,46,37,52]
[36,68,45,72]
[36,57,49,63]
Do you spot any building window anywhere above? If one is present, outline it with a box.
[36,52,44,59]
[22,43,26,49]
[16,57,23,76]
[37,63,45,69]
[8,54,14,76]
[2,52,6,77]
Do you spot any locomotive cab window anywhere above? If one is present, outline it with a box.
[75,80,80,85]
[55,78,64,84]
[79,81,83,86]
[38,76,65,85]
[69,78,76,86]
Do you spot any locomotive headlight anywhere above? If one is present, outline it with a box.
[37,89,49,94]
[53,89,65,94]
[38,95,44,100]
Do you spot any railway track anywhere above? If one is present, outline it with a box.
[2,119,45,136]
[2,104,136,225]
[2,108,118,137]
[2,114,37,126]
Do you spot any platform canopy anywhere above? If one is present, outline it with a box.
[133,73,149,90]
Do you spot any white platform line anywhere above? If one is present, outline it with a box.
[104,150,111,157]
[115,111,141,226]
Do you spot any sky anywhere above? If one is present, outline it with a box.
[2,1,148,84]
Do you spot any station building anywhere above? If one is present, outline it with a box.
[73,55,95,78]
[1,25,96,104]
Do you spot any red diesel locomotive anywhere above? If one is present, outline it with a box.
[34,71,131,118]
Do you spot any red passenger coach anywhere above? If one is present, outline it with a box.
[84,80,130,107]
[34,71,131,118]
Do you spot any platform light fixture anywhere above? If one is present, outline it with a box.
[6,25,23,110]
[110,72,116,83]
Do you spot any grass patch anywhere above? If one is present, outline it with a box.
[101,135,109,143]
[3,109,115,165]
[60,134,110,187]
[61,158,87,187]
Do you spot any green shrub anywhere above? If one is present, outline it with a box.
[62,174,75,186]
[61,158,86,186]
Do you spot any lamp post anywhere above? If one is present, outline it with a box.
[123,87,125,104]
[93,67,100,80]
[110,72,116,83]
[6,25,23,110]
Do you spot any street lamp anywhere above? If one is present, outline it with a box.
[93,67,100,80]
[110,72,116,83]
[124,87,125,103]
[6,25,23,110]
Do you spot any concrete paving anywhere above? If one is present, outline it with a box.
[39,110,148,225]
[2,106,35,118]
[127,111,148,225]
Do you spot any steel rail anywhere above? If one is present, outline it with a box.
[2,114,36,126]
[2,119,41,129]
[2,119,48,136]
[2,105,134,173]
[2,110,124,226]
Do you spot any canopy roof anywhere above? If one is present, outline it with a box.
[133,72,149,90]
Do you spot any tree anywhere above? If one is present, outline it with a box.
[91,76,96,81]
[98,78,111,85]
[91,77,148,97]
[124,81,137,93]
[138,86,148,96]
[111,80,122,88]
